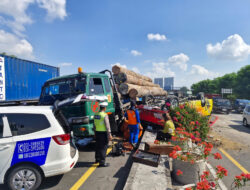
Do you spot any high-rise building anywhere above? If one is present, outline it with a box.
[154,78,163,88]
[164,77,174,91]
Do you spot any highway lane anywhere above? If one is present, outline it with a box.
[209,113,250,189]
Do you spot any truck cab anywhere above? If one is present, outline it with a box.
[39,69,121,137]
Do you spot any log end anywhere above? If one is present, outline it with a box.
[129,89,138,99]
[112,65,121,75]
[118,83,129,95]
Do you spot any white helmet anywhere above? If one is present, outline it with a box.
[99,102,108,107]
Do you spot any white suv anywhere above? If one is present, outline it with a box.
[0,105,79,190]
[243,105,250,127]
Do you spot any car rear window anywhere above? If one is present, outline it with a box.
[1,114,50,136]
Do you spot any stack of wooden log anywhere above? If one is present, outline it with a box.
[112,65,167,99]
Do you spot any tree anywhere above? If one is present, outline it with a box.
[191,65,250,99]
[235,65,250,99]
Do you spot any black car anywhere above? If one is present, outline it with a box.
[233,99,250,113]
[213,98,232,114]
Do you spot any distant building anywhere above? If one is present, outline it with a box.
[154,78,164,88]
[164,77,174,91]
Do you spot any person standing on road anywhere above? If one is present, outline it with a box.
[125,101,141,147]
[157,113,175,141]
[94,102,112,167]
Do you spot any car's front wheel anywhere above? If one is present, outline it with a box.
[243,118,249,127]
[7,164,42,190]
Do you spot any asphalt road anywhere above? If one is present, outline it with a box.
[208,113,250,189]
[0,142,132,190]
[1,113,250,190]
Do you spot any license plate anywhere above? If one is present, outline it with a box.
[222,109,227,111]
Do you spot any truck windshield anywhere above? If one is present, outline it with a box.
[43,78,86,96]
[40,77,86,105]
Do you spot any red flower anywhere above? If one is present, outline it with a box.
[203,171,210,177]
[169,151,178,159]
[176,127,183,131]
[196,179,211,190]
[166,102,171,107]
[209,182,216,188]
[176,169,183,176]
[154,140,160,144]
[246,174,250,180]
[206,143,213,149]
[236,175,242,180]
[213,152,222,160]
[171,136,177,141]
[195,137,201,142]
[195,121,200,125]
[173,117,178,122]
[190,121,195,125]
[179,105,184,109]
[176,111,181,116]
[185,188,192,190]
[173,145,182,151]
[216,165,228,177]
[241,173,246,177]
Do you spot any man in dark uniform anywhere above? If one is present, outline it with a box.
[94,102,112,167]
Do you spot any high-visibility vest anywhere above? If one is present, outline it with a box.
[126,110,137,125]
[94,112,107,132]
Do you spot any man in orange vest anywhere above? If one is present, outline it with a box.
[125,101,141,146]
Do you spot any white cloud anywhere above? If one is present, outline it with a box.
[37,0,67,21]
[0,0,34,35]
[131,50,142,56]
[132,67,140,73]
[0,0,67,35]
[147,33,167,41]
[58,62,72,67]
[111,62,127,69]
[206,34,250,61]
[167,53,189,71]
[0,30,34,59]
[146,62,175,79]
[190,65,219,78]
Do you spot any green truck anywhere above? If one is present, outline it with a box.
[39,69,126,138]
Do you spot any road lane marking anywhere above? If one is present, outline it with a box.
[219,148,249,174]
[70,144,115,190]
[206,162,227,190]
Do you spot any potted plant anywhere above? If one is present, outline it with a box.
[181,166,227,190]
[166,103,218,185]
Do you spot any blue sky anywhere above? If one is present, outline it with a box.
[0,0,250,88]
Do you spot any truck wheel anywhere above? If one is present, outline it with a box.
[6,164,42,190]
[163,96,179,110]
[142,95,154,105]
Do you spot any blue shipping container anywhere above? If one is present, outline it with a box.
[0,55,59,101]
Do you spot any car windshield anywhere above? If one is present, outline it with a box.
[217,100,231,106]
[237,100,249,106]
